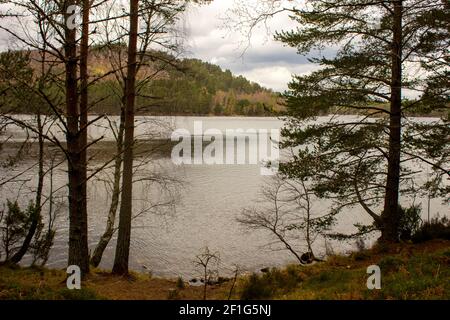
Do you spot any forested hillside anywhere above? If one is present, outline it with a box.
[91,53,282,116]
[138,59,281,116]
[1,49,282,116]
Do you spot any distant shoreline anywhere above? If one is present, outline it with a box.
[2,112,445,118]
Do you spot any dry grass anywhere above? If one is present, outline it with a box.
[83,271,231,300]
[0,265,232,300]
[0,239,448,300]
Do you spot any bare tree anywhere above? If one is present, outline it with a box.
[89,0,187,268]
[0,44,61,265]
[194,247,220,300]
[238,175,335,264]
[227,264,240,300]
[30,154,62,267]
[0,0,110,274]
[0,0,210,274]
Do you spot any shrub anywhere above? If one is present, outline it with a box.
[355,238,366,251]
[372,241,390,254]
[442,249,450,257]
[240,273,273,300]
[351,251,370,261]
[399,205,422,241]
[0,201,31,261]
[167,288,180,300]
[412,217,450,243]
[379,256,404,273]
[240,267,303,300]
[176,276,185,290]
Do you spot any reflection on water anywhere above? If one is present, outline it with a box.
[1,116,448,278]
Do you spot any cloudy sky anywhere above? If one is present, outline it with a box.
[0,0,319,93]
[180,1,318,92]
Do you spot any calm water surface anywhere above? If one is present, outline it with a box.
[1,116,448,278]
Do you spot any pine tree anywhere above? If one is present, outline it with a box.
[278,0,449,242]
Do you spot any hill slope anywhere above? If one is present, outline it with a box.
[4,49,282,116]
[89,53,282,116]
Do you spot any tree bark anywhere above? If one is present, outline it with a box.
[112,0,138,275]
[66,0,89,274]
[78,0,90,271]
[381,0,403,243]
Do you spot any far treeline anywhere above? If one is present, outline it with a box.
[5,48,282,117]
[3,47,447,118]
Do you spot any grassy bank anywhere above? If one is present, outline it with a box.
[0,239,448,300]
[239,239,449,300]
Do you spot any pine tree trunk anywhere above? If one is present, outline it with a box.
[112,0,138,275]
[66,0,89,274]
[78,0,90,271]
[381,0,403,243]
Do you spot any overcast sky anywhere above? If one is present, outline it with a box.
[0,0,318,93]
[180,1,318,92]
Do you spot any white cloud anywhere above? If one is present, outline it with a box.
[179,1,311,92]
[239,66,293,92]
[238,63,320,92]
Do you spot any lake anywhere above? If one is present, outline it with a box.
[0,116,448,279]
